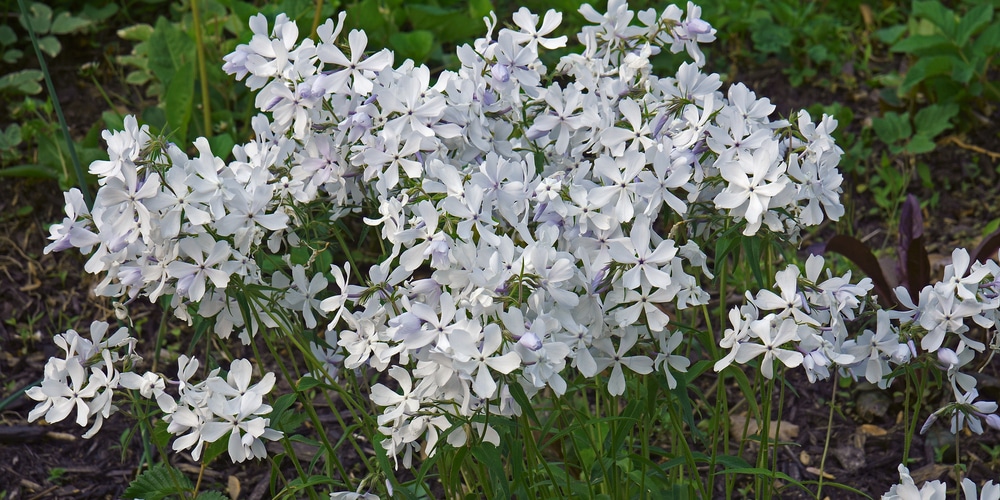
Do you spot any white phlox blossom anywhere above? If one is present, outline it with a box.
[40,0,854,471]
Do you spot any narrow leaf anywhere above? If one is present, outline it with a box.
[824,235,896,307]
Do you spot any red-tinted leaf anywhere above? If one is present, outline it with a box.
[897,195,923,280]
[972,227,1000,265]
[824,235,896,307]
[905,237,930,303]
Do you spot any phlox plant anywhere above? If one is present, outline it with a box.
[25,0,1000,498]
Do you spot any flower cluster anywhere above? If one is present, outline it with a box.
[718,247,1000,435]
[26,321,136,438]
[39,0,848,469]
[882,464,1000,500]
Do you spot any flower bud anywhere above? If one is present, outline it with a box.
[518,332,543,351]
[985,413,1000,432]
[920,413,938,434]
[937,347,959,368]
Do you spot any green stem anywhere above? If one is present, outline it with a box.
[190,0,213,138]
[16,0,91,207]
[816,372,838,499]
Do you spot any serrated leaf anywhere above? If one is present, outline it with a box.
[973,23,1000,54]
[50,11,91,35]
[899,55,953,95]
[871,112,911,145]
[147,17,195,83]
[122,464,193,500]
[913,0,956,38]
[955,3,992,46]
[913,103,958,139]
[905,134,936,154]
[196,491,230,500]
[38,35,60,58]
[890,34,949,55]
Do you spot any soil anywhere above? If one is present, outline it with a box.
[2,13,1000,500]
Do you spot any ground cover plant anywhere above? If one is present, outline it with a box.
[3,0,1000,498]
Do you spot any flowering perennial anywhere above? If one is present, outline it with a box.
[28,0,1000,495]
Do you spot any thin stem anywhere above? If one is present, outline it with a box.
[190,0,213,138]
[816,372,839,499]
[16,0,91,207]
[193,461,206,497]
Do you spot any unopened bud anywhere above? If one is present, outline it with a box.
[518,332,543,351]
[937,347,959,368]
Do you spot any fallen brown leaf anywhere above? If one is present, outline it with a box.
[730,413,800,443]
[806,466,836,480]
[860,424,888,437]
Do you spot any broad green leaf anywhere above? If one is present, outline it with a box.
[0,164,58,179]
[4,48,24,63]
[195,492,229,500]
[913,103,958,139]
[80,3,119,23]
[890,34,949,55]
[0,124,22,149]
[20,2,53,34]
[468,0,493,20]
[164,63,195,142]
[973,23,1000,54]
[0,25,16,46]
[389,30,434,63]
[875,25,906,44]
[147,17,195,84]
[955,3,992,46]
[913,0,955,39]
[38,35,60,58]
[899,55,953,95]
[905,133,936,154]
[0,69,43,94]
[50,11,92,34]
[201,431,231,464]
[117,23,155,42]
[122,463,193,500]
[207,133,235,162]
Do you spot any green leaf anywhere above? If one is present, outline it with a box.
[389,30,435,63]
[207,133,235,162]
[875,25,906,44]
[147,17,195,84]
[913,0,956,39]
[50,11,92,35]
[955,3,992,46]
[38,35,60,58]
[872,111,911,145]
[973,23,1000,54]
[913,103,958,139]
[0,69,44,95]
[20,2,53,34]
[742,236,765,289]
[890,34,949,55]
[118,23,155,42]
[905,134,936,154]
[0,164,58,179]
[0,124,22,149]
[80,3,119,23]
[201,432,231,464]
[0,25,16,46]
[4,48,24,63]
[164,63,195,142]
[468,0,492,20]
[122,463,193,500]
[195,491,230,500]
